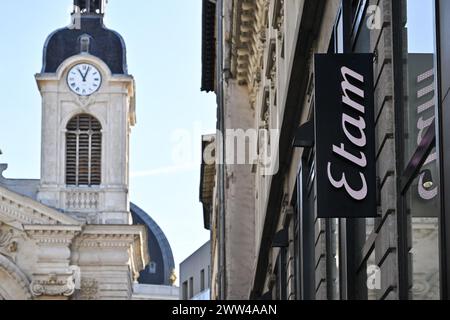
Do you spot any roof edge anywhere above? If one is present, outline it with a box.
[130,203,175,284]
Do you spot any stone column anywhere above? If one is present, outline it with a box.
[24,225,81,300]
[71,225,148,300]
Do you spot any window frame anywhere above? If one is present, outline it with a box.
[435,0,450,299]
[392,0,447,299]
[296,149,316,300]
[65,113,102,187]
[200,269,205,292]
[189,277,194,299]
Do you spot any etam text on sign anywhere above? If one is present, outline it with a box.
[327,66,368,201]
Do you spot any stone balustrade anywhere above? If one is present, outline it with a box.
[65,190,100,211]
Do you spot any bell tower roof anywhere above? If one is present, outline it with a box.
[41,0,127,75]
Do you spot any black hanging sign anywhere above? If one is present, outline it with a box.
[314,54,378,218]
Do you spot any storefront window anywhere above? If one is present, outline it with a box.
[403,0,437,166]
[406,186,440,299]
[401,0,440,300]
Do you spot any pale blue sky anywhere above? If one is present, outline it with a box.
[0,0,215,280]
[407,0,435,53]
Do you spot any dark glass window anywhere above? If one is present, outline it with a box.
[182,281,188,300]
[292,191,301,299]
[400,0,440,300]
[189,277,194,299]
[200,269,205,292]
[352,1,370,53]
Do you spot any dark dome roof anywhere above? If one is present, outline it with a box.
[42,15,127,74]
[130,203,175,286]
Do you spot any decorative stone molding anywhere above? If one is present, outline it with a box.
[75,94,97,108]
[0,198,50,226]
[73,225,149,281]
[75,233,136,248]
[24,225,81,299]
[74,225,145,245]
[0,185,81,227]
[0,254,32,300]
[77,278,99,300]
[0,163,7,176]
[30,273,75,297]
[24,225,82,246]
[0,225,19,261]
[169,269,177,286]
[232,0,274,107]
[65,190,99,211]
[272,0,285,39]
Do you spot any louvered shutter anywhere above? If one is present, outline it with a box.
[66,114,102,186]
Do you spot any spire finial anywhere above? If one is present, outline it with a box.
[73,0,106,15]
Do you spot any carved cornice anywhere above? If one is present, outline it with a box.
[0,186,82,228]
[30,273,75,297]
[232,0,271,107]
[23,225,82,246]
[75,233,136,248]
[73,225,148,276]
[231,0,287,112]
[73,225,144,247]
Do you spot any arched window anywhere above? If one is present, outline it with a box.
[66,114,102,186]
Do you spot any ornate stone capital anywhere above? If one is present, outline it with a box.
[0,226,19,261]
[77,279,99,300]
[30,273,75,297]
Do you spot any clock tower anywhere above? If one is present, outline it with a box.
[36,0,136,225]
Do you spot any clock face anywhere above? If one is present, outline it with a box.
[67,63,102,96]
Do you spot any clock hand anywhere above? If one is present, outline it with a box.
[77,68,86,81]
[83,67,91,81]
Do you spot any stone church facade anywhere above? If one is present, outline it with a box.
[0,0,164,300]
